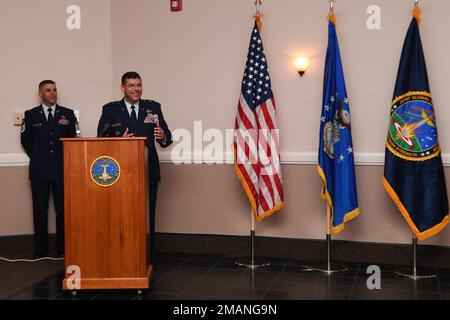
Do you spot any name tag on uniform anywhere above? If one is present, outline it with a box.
[112,123,122,128]
[32,123,42,127]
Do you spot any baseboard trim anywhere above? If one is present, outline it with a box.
[155,233,450,268]
[2,233,450,268]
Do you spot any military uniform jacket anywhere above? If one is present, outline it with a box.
[21,105,77,181]
[97,99,173,184]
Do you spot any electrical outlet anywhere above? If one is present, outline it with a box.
[13,112,23,126]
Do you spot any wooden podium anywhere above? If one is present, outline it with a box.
[60,137,151,290]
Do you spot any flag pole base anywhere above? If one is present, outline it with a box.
[298,261,348,275]
[394,238,436,280]
[297,234,348,274]
[234,228,270,269]
[394,267,436,280]
[234,258,271,269]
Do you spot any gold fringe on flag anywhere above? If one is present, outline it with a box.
[328,0,336,25]
[413,5,421,26]
[254,13,262,31]
[327,13,336,25]
[253,0,262,31]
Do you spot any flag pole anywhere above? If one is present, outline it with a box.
[394,237,436,280]
[389,0,439,282]
[235,208,271,269]
[326,204,332,271]
[251,209,255,265]
[233,0,271,271]
[296,0,349,275]
[298,204,348,274]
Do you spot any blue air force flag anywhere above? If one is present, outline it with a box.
[383,13,449,240]
[317,16,360,234]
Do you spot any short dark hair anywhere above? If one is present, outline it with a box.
[121,71,141,85]
[39,80,56,90]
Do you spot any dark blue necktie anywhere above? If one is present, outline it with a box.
[47,108,53,123]
[130,105,138,132]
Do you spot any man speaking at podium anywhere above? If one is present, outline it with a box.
[97,71,172,264]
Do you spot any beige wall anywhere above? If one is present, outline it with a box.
[0,0,113,149]
[110,0,450,156]
[2,0,450,246]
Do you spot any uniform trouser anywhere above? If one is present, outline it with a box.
[149,183,158,264]
[31,180,65,256]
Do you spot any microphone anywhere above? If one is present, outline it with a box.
[98,122,111,137]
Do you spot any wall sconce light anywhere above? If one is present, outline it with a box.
[293,56,311,77]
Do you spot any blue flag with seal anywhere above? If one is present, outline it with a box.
[317,15,360,234]
[383,9,449,240]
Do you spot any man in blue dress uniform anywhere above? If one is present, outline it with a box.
[21,80,77,258]
[97,72,173,264]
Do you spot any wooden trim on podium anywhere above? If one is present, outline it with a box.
[61,137,147,142]
[63,266,152,290]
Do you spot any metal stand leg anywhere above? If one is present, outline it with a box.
[235,230,271,269]
[395,238,436,280]
[299,234,348,274]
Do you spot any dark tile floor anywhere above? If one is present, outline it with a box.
[7,253,450,300]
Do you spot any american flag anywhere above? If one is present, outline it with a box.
[233,20,284,222]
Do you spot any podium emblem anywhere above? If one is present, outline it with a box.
[90,156,121,187]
